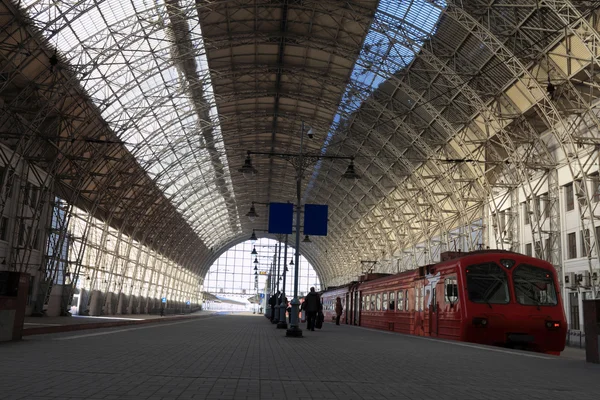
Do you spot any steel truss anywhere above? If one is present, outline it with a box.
[1,0,600,297]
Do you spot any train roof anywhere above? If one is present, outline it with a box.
[324,249,548,291]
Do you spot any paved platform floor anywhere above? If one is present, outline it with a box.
[20,311,216,336]
[1,314,598,400]
[23,311,212,327]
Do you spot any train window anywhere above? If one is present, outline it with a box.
[414,286,423,312]
[513,264,558,306]
[376,294,381,311]
[445,277,459,304]
[361,296,365,311]
[382,293,388,311]
[397,290,404,311]
[466,262,510,304]
[370,294,375,311]
[389,292,395,311]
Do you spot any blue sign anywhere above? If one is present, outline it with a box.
[186,300,191,305]
[304,204,328,236]
[260,293,265,299]
[161,297,167,303]
[268,202,293,234]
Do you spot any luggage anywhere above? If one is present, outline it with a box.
[315,311,324,329]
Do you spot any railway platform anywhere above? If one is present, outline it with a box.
[21,311,215,336]
[0,313,598,400]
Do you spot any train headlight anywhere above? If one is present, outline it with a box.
[545,320,560,330]
[472,317,488,327]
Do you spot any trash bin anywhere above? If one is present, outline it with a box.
[0,271,30,341]
[582,299,600,364]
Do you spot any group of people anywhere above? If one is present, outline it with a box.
[268,291,291,323]
[267,287,344,330]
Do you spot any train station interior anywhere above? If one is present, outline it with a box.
[1,0,600,398]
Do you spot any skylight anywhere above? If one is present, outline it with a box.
[22,0,238,248]
[304,0,444,197]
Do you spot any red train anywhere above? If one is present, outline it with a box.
[321,250,567,355]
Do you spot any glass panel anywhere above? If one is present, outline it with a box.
[204,238,320,309]
[466,262,510,304]
[397,290,404,311]
[382,292,388,311]
[569,292,580,330]
[376,293,381,311]
[565,183,574,211]
[568,232,577,259]
[513,264,558,306]
[444,277,458,303]
[389,292,395,311]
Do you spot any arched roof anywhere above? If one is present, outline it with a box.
[1,0,600,285]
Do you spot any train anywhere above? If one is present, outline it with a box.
[320,250,567,355]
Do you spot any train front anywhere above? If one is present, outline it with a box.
[460,252,567,355]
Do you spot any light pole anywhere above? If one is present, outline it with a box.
[288,125,305,336]
[238,121,361,337]
[277,235,289,329]
[272,241,282,324]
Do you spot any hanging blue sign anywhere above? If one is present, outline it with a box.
[161,297,167,303]
[268,202,293,234]
[304,204,328,236]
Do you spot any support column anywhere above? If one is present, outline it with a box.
[278,235,289,329]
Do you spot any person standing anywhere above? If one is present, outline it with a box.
[303,287,321,331]
[335,297,343,325]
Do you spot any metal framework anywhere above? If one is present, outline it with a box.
[2,0,600,314]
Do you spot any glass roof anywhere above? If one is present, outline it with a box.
[11,0,595,285]
[22,0,237,248]
[304,0,444,198]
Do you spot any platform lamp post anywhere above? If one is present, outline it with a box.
[253,269,259,314]
[272,242,282,324]
[238,121,361,337]
[277,234,289,329]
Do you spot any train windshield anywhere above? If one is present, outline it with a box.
[466,262,510,304]
[513,264,558,306]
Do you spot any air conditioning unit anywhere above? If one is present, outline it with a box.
[567,272,578,289]
[581,272,591,288]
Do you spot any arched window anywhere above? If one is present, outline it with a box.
[204,238,321,310]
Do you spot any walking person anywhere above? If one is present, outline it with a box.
[335,297,343,325]
[303,287,321,331]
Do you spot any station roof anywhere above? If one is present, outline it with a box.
[1,0,599,286]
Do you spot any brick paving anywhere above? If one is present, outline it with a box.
[21,311,214,336]
[0,314,598,399]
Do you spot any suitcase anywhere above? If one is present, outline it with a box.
[315,311,324,329]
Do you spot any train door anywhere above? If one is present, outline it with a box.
[429,284,438,337]
[347,291,352,325]
[414,281,425,336]
[345,292,350,324]
[355,290,361,326]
